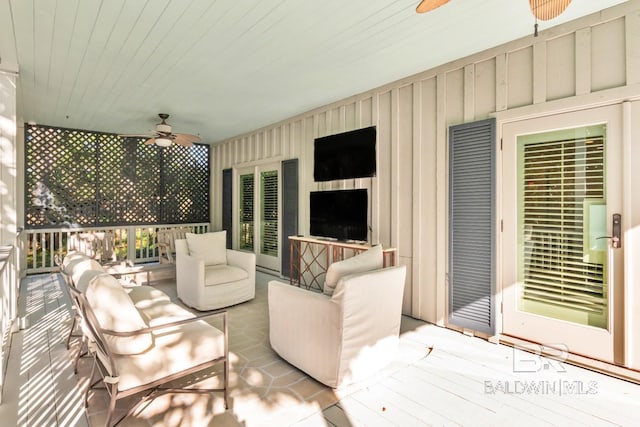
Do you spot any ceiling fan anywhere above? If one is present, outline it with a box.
[119,113,201,147]
[416,0,573,19]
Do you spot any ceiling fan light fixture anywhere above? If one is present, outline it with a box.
[155,137,172,147]
[156,123,171,133]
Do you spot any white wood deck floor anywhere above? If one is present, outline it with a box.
[1,272,640,426]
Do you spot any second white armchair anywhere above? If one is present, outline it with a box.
[175,231,256,311]
[269,263,406,388]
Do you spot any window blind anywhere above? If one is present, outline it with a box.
[519,134,606,320]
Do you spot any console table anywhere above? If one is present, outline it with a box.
[289,236,397,291]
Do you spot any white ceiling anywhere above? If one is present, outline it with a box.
[0,0,629,144]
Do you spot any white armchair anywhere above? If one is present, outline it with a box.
[268,264,406,388]
[175,231,256,311]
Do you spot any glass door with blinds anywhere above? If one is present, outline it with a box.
[502,105,623,363]
[235,164,281,273]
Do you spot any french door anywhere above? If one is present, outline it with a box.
[236,163,281,272]
[502,105,623,363]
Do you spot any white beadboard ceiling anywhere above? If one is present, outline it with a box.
[0,0,629,144]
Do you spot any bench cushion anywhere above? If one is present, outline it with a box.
[62,251,91,272]
[75,268,107,293]
[107,320,225,391]
[67,258,104,284]
[204,264,249,287]
[126,285,172,308]
[136,300,196,327]
[85,273,153,355]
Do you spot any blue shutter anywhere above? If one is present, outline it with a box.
[281,159,298,277]
[222,168,232,249]
[448,118,496,334]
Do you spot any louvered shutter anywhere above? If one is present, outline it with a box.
[281,159,298,277]
[260,170,278,257]
[222,168,232,249]
[449,118,496,334]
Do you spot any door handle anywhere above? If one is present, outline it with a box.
[596,213,622,249]
[612,213,621,249]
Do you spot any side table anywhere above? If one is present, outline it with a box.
[102,261,175,285]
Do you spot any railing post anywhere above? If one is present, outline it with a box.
[127,226,137,263]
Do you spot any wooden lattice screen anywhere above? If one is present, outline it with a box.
[25,124,209,228]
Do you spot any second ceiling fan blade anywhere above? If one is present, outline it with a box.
[529,0,572,20]
[173,134,195,147]
[144,138,156,145]
[416,0,450,14]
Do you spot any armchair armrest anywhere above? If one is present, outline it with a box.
[227,249,256,287]
[226,249,255,272]
[101,309,227,336]
[176,252,206,303]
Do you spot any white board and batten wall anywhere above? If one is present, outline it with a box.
[210,1,640,370]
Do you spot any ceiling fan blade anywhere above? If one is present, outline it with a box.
[144,138,156,145]
[529,0,572,20]
[175,133,201,142]
[173,135,194,147]
[416,0,450,13]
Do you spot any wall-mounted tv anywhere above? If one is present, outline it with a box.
[313,126,376,182]
[309,189,368,242]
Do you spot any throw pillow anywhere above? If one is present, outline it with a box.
[323,244,383,296]
[85,273,153,355]
[185,231,227,266]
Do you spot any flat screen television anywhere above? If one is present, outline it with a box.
[309,189,368,242]
[313,126,376,182]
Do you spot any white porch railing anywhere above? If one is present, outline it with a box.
[1,245,18,403]
[24,223,210,274]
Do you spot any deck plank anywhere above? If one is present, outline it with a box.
[426,346,638,426]
[2,273,640,427]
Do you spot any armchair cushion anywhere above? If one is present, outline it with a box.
[185,231,227,266]
[324,244,383,296]
[85,273,153,355]
[204,264,249,287]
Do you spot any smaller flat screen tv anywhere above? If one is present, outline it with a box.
[310,189,368,242]
[314,126,376,182]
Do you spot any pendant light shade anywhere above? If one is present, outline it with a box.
[155,137,172,147]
